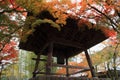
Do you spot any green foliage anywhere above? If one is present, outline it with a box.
[16,0,47,15]
[1,50,36,79]
[32,19,61,30]
[18,50,36,78]
[1,50,57,79]
[91,46,115,65]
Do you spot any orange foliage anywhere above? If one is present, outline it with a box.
[0,41,18,64]
[79,0,88,11]
[101,27,117,37]
[108,37,118,45]
[9,0,15,6]
[0,0,19,65]
[77,19,93,29]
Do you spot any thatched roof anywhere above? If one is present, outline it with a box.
[19,10,114,59]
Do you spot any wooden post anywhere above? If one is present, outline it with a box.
[32,43,49,78]
[46,42,53,75]
[84,50,96,77]
[33,53,41,78]
[66,58,69,77]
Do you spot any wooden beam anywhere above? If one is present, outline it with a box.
[54,38,84,49]
[35,72,66,75]
[84,50,96,77]
[69,68,91,75]
[32,58,47,62]
[52,63,89,69]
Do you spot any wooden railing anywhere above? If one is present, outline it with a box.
[29,76,118,80]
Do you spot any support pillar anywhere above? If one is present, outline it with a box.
[46,43,53,75]
[32,43,49,78]
[84,50,96,77]
[66,58,69,77]
[33,53,41,78]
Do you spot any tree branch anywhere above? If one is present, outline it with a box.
[0,0,4,3]
[0,7,27,15]
[88,4,120,33]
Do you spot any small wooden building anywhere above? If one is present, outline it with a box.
[19,10,115,79]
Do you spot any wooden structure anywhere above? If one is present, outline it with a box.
[97,70,120,78]
[19,10,113,78]
[29,76,92,80]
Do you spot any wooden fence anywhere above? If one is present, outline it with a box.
[29,76,120,80]
[1,76,119,80]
